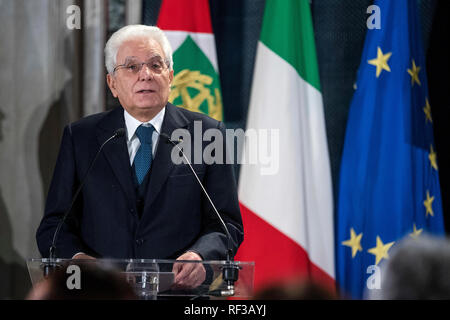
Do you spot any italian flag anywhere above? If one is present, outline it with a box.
[236,0,335,292]
[157,0,223,121]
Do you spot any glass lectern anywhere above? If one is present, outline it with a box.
[26,258,254,299]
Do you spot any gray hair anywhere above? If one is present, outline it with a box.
[104,25,173,74]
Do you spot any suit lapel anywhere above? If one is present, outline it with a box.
[96,107,137,208]
[145,103,189,209]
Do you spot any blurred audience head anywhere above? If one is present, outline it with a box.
[26,263,137,300]
[253,278,337,300]
[379,234,450,300]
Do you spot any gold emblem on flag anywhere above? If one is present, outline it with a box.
[169,69,223,121]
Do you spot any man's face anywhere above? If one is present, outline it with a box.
[107,37,173,118]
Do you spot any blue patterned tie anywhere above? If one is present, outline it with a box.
[134,124,155,185]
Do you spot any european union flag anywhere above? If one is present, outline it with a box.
[336,0,445,299]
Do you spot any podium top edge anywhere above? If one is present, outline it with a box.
[26,258,255,265]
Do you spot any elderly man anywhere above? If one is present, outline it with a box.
[36,25,243,289]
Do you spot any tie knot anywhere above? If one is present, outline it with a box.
[135,125,155,144]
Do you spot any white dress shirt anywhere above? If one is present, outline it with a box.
[124,107,165,165]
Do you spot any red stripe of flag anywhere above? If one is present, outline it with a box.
[235,202,335,293]
[157,0,213,33]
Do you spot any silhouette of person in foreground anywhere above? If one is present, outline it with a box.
[378,235,450,300]
[253,279,338,300]
[26,263,137,300]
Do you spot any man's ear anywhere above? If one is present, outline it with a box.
[169,69,174,85]
[107,73,118,98]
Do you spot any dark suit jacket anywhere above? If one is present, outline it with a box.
[36,103,243,260]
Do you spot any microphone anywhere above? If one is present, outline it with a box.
[160,132,240,297]
[44,128,125,277]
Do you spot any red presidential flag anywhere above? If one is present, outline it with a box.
[157,0,223,121]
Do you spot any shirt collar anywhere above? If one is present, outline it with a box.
[124,107,166,142]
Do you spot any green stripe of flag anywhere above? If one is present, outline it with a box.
[260,0,321,91]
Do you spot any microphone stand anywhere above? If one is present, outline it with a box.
[162,133,241,297]
[43,128,125,278]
